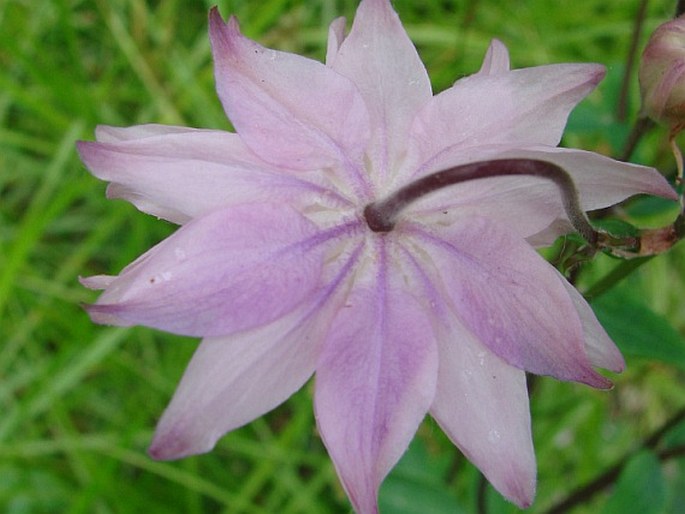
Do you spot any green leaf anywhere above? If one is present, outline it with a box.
[624,196,681,228]
[601,451,666,514]
[591,288,685,371]
[592,218,640,239]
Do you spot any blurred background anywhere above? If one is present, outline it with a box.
[1,0,684,512]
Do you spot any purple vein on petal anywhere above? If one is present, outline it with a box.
[281,233,366,323]
[395,242,448,321]
[371,236,389,443]
[315,235,439,513]
[85,210,364,338]
[286,219,365,254]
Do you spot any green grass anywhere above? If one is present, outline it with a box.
[1,0,684,512]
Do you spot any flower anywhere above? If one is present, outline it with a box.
[639,14,685,127]
[78,0,676,511]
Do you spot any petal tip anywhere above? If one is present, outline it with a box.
[488,447,537,509]
[149,421,216,461]
[76,140,108,170]
[148,432,190,461]
[508,477,536,509]
[582,370,614,390]
[598,348,626,374]
[209,7,239,36]
[479,38,511,75]
[660,182,680,200]
[75,140,93,160]
[82,303,126,326]
[208,5,223,25]
[590,63,607,83]
[209,7,237,46]
[79,274,114,290]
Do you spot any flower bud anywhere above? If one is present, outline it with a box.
[639,15,685,127]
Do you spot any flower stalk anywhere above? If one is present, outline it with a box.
[365,158,596,239]
[365,158,685,259]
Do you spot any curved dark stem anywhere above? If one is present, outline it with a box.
[678,0,685,17]
[658,443,685,460]
[675,211,685,237]
[583,256,653,299]
[620,116,655,161]
[617,0,649,121]
[476,472,488,514]
[364,159,599,245]
[462,0,480,28]
[543,405,685,514]
[445,451,462,485]
[644,405,685,446]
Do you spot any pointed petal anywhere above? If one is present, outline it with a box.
[397,248,535,507]
[408,218,612,388]
[431,323,536,508]
[209,8,370,173]
[332,0,432,180]
[84,203,327,337]
[555,270,625,372]
[79,274,115,289]
[78,128,344,224]
[477,39,511,76]
[326,17,347,66]
[150,298,330,458]
[315,251,438,514]
[406,63,604,179]
[493,146,678,209]
[150,332,314,459]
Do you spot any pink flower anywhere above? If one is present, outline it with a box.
[78,1,676,511]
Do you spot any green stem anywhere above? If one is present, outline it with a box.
[542,405,685,514]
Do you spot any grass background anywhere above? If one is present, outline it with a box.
[1,0,685,512]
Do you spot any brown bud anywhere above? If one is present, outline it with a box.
[639,15,685,127]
